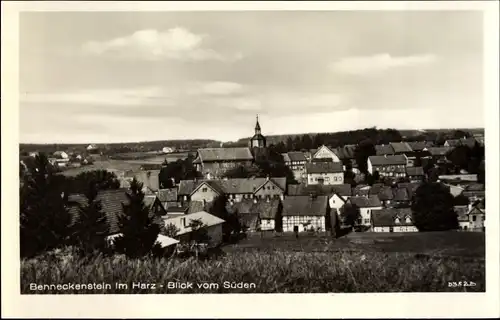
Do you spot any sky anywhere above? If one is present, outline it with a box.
[19,10,484,144]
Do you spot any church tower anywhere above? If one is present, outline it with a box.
[249,114,267,148]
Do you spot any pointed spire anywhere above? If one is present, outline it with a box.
[255,114,261,132]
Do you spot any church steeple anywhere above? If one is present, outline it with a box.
[255,114,261,135]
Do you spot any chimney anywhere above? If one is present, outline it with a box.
[171,177,176,186]
[266,196,270,203]
[266,175,269,181]
[253,197,258,204]
[60,192,65,199]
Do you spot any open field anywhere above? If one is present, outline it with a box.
[21,232,484,294]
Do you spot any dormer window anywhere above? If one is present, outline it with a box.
[394,217,401,224]
[405,216,412,223]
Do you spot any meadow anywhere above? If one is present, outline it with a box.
[21,232,485,294]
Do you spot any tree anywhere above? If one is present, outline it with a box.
[113,178,161,258]
[186,218,211,258]
[66,170,120,194]
[209,195,241,241]
[411,182,459,231]
[20,153,72,257]
[222,164,261,179]
[344,162,356,186]
[340,203,360,230]
[447,146,471,172]
[70,182,108,256]
[162,222,180,238]
[159,157,202,188]
[354,140,376,175]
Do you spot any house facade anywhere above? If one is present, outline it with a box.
[406,166,425,183]
[312,145,341,162]
[282,151,308,181]
[367,155,407,178]
[282,195,329,233]
[455,200,485,232]
[163,211,225,247]
[345,195,383,227]
[193,148,254,179]
[305,162,344,185]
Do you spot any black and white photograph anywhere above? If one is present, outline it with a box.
[2,0,500,318]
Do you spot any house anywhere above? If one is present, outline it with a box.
[371,208,418,232]
[157,188,179,208]
[425,147,453,163]
[193,147,254,179]
[375,144,395,156]
[163,211,225,247]
[305,162,344,185]
[460,137,478,148]
[438,174,478,186]
[312,145,341,162]
[227,198,281,232]
[345,195,383,227]
[67,188,166,243]
[367,155,407,178]
[373,185,394,207]
[462,183,485,202]
[454,200,485,232]
[282,151,308,181]
[406,141,434,152]
[392,187,411,208]
[327,184,353,212]
[86,144,98,151]
[406,166,425,183]
[445,184,465,198]
[183,177,287,204]
[162,147,174,154]
[281,195,329,233]
[390,142,413,155]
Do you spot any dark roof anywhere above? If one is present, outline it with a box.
[133,170,160,192]
[228,198,280,219]
[406,166,424,176]
[282,195,328,216]
[287,151,307,162]
[157,188,178,202]
[187,200,211,214]
[287,183,351,197]
[348,195,382,208]
[305,162,343,174]
[460,138,477,148]
[67,188,161,235]
[353,184,371,196]
[368,183,385,195]
[464,183,485,191]
[281,153,291,162]
[406,141,434,151]
[390,142,413,153]
[427,147,453,156]
[180,177,287,196]
[375,144,395,156]
[377,186,394,201]
[397,182,421,198]
[368,155,407,166]
[372,208,414,227]
[195,148,254,162]
[393,187,410,201]
[462,190,485,198]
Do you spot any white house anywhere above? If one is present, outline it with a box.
[162,147,174,154]
[53,151,69,159]
[87,144,98,151]
[345,195,383,227]
[281,195,328,233]
[305,162,344,186]
[312,145,341,162]
[163,211,225,247]
[328,184,352,212]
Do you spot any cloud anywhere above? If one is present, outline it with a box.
[81,27,243,62]
[331,53,437,75]
[197,81,244,96]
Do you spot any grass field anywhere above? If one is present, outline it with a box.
[21,232,485,294]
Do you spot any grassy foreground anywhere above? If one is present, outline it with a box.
[21,249,484,293]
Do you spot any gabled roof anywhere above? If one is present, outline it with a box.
[164,211,225,236]
[348,195,382,208]
[180,177,287,196]
[190,180,224,196]
[305,161,343,174]
[390,142,413,153]
[372,208,414,227]
[227,198,280,219]
[375,144,395,156]
[393,187,410,201]
[313,145,337,159]
[195,148,254,162]
[67,188,162,235]
[377,186,394,201]
[368,155,407,166]
[282,195,328,216]
[157,188,178,202]
[406,141,434,151]
[406,166,424,176]
[178,180,199,196]
[287,151,307,162]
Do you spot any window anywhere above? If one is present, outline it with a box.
[272,186,275,190]
[202,187,208,192]
[181,218,186,227]
[364,219,370,224]
[472,216,477,221]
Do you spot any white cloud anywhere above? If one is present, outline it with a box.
[81,27,243,62]
[331,53,437,75]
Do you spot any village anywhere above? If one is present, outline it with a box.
[20,115,486,253]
